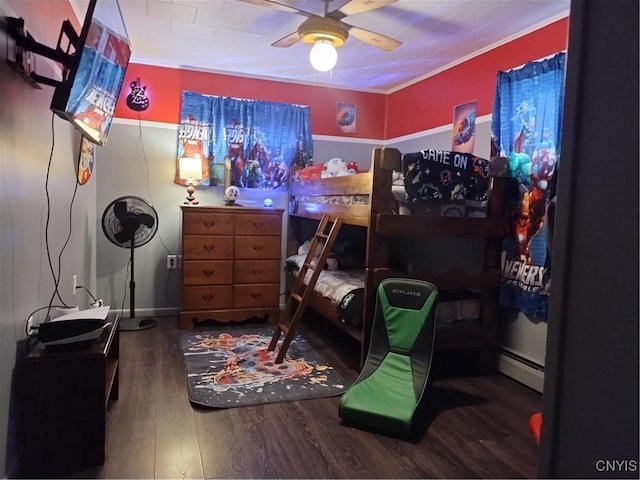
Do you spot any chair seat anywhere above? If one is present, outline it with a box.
[339,352,417,436]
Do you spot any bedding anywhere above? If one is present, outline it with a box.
[286,254,366,327]
[296,194,368,205]
[403,149,491,217]
[286,254,365,307]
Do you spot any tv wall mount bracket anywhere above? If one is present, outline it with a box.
[3,16,78,89]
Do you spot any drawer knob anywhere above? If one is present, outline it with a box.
[203,244,215,252]
[253,244,263,252]
[203,269,215,277]
[252,269,262,276]
[253,221,264,229]
[202,294,214,302]
[250,292,262,299]
[203,220,216,228]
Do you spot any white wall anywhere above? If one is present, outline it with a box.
[0,3,98,475]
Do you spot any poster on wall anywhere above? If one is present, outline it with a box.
[451,100,477,153]
[336,102,356,133]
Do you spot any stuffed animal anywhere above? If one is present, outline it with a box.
[321,157,350,178]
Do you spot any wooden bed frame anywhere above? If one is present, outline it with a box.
[287,147,506,368]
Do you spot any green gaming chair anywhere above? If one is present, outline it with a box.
[338,278,438,438]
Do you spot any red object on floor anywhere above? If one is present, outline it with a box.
[529,412,543,445]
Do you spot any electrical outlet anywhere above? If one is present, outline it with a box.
[73,274,77,296]
[167,255,177,269]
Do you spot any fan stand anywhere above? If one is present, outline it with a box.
[120,237,158,331]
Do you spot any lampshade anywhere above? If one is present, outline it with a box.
[179,157,203,180]
[309,39,337,72]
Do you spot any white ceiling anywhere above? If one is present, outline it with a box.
[72,0,570,92]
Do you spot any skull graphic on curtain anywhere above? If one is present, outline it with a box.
[175,92,313,190]
[491,52,566,319]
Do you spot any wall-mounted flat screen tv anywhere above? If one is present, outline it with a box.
[50,0,131,146]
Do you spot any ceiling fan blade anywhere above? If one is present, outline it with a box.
[236,0,311,17]
[136,213,155,229]
[347,25,402,52]
[329,0,397,20]
[272,31,302,48]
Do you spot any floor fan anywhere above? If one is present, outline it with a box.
[102,195,159,331]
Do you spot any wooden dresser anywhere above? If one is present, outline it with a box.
[179,205,284,329]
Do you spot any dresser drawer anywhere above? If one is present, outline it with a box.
[183,261,233,285]
[183,236,233,260]
[183,212,234,235]
[234,260,281,284]
[182,285,233,310]
[235,214,281,236]
[234,236,281,260]
[233,284,280,308]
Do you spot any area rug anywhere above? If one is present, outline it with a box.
[180,325,350,408]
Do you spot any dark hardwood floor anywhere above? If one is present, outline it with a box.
[74,315,541,479]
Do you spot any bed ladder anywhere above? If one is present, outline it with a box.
[269,214,343,363]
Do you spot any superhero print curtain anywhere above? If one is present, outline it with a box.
[175,92,313,189]
[491,52,566,319]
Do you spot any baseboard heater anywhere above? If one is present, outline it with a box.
[498,348,545,393]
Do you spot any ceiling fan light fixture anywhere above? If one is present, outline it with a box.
[309,39,337,72]
[298,16,348,47]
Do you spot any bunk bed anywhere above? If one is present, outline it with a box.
[286,147,506,368]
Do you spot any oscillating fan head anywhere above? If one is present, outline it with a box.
[102,196,158,248]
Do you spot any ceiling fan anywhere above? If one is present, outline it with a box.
[239,0,402,70]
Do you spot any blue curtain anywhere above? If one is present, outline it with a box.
[491,52,565,319]
[176,93,313,189]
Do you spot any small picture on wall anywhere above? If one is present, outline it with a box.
[337,102,356,133]
[452,100,477,153]
[77,136,95,185]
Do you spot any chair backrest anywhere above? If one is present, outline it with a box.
[359,278,438,395]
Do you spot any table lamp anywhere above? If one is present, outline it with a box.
[179,157,204,205]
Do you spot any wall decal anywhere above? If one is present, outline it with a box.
[126,77,149,111]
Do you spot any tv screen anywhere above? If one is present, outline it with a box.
[50,0,131,146]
